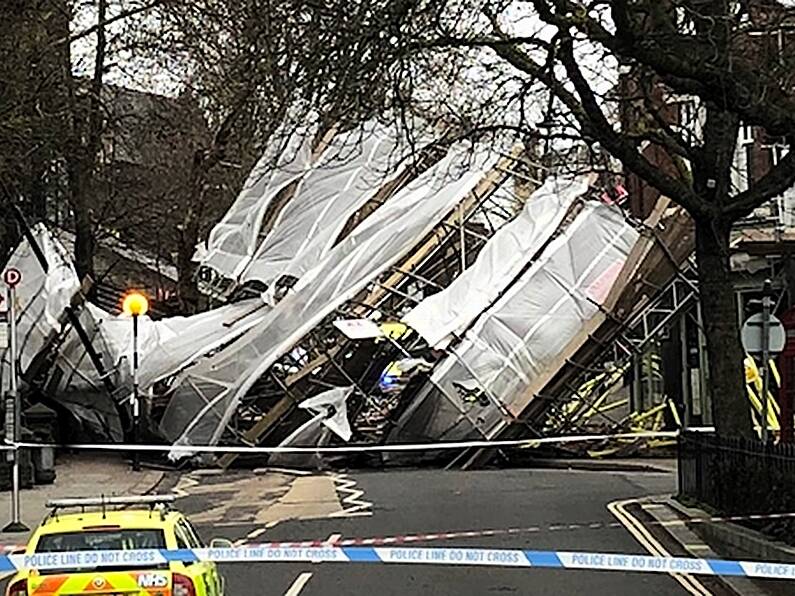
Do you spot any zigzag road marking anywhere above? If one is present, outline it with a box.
[330,473,372,518]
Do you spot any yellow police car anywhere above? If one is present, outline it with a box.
[6,495,226,596]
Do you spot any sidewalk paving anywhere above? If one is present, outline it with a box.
[0,454,165,547]
[640,496,795,596]
[525,457,677,474]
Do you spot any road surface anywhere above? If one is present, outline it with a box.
[0,466,728,595]
[175,466,722,595]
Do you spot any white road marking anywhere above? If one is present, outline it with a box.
[284,572,313,596]
[608,498,711,596]
[330,473,373,517]
[193,469,225,476]
[236,520,279,545]
[683,543,712,551]
[256,467,311,476]
[173,474,199,498]
[325,533,342,545]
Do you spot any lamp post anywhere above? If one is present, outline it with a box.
[122,291,148,471]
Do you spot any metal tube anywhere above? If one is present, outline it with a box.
[761,279,772,443]
[132,313,141,471]
[4,284,28,532]
[459,203,466,271]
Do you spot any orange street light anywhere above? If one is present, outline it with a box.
[122,291,149,317]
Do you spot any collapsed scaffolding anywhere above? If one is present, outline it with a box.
[1,119,700,467]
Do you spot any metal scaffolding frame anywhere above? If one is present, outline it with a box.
[213,147,537,466]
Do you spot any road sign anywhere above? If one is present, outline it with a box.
[742,312,786,354]
[2,268,21,288]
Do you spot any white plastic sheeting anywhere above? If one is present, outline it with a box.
[240,122,408,285]
[0,226,126,439]
[391,201,639,443]
[0,225,80,393]
[139,299,268,391]
[95,298,268,396]
[299,386,354,441]
[162,146,499,451]
[198,132,316,279]
[403,175,590,348]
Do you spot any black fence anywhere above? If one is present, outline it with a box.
[678,431,795,544]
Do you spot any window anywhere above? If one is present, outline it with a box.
[177,519,203,548]
[174,521,201,567]
[36,529,166,552]
[34,529,168,575]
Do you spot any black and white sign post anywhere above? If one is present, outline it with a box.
[2,267,28,532]
[761,280,773,443]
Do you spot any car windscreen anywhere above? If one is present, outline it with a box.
[34,529,167,575]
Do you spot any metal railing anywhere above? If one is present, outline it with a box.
[678,430,795,543]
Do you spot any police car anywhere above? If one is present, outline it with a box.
[6,495,226,596]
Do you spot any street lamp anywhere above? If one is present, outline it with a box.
[122,291,149,471]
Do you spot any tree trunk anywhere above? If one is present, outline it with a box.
[65,145,97,282]
[176,151,208,314]
[176,203,202,314]
[72,186,96,282]
[694,215,752,437]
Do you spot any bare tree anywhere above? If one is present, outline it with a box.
[2,1,423,309]
[133,0,426,311]
[389,0,795,436]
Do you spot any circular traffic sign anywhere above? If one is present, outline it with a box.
[741,312,786,354]
[2,267,21,288]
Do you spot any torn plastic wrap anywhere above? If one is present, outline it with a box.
[240,122,408,286]
[0,226,127,440]
[130,298,269,392]
[0,225,80,393]
[47,304,125,441]
[390,202,639,444]
[162,146,499,454]
[403,175,590,349]
[267,386,354,469]
[199,131,316,279]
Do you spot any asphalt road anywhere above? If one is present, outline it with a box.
[0,466,725,595]
[184,467,702,596]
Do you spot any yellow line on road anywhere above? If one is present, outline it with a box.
[608,498,711,596]
[284,572,313,596]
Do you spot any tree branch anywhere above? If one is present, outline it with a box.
[726,149,795,218]
[546,0,795,136]
[48,0,167,50]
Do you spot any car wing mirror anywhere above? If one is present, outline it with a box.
[209,538,234,549]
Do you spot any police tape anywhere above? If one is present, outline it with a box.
[3,545,795,580]
[2,428,715,454]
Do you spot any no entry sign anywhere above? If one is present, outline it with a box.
[3,267,21,288]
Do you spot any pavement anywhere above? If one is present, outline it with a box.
[0,454,164,546]
[523,457,678,474]
[166,465,734,595]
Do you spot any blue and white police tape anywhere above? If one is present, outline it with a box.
[4,546,795,581]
